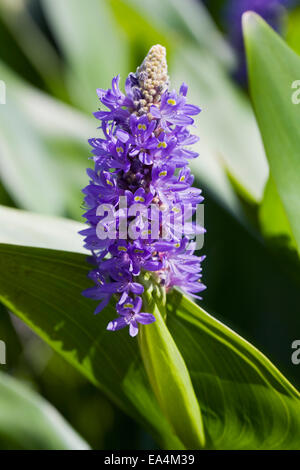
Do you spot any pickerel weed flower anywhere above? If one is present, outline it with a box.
[81,45,205,337]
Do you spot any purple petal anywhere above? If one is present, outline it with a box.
[94,296,110,314]
[129,321,139,337]
[107,317,127,331]
[133,296,143,313]
[182,104,201,115]
[116,129,129,143]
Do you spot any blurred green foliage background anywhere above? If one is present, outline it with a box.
[0,0,299,449]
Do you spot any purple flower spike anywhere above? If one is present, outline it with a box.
[81,45,205,337]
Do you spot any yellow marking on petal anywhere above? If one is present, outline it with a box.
[106,179,113,186]
[117,246,127,252]
[172,207,180,213]
[175,243,180,248]
[159,170,167,177]
[138,124,147,130]
[157,142,167,149]
[180,175,185,182]
[116,147,124,153]
[124,303,134,309]
[167,98,176,106]
[134,196,145,202]
[134,249,144,253]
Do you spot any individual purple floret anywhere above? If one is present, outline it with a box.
[81,45,206,337]
[107,297,156,338]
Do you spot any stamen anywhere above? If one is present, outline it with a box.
[157,142,167,149]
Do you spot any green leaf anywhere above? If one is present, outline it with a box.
[244,12,300,259]
[0,371,90,450]
[139,279,205,449]
[0,243,299,449]
[167,290,300,450]
[0,1,67,100]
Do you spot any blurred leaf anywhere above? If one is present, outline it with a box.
[172,45,268,207]
[41,0,129,112]
[0,244,182,450]
[286,7,300,56]
[0,64,64,215]
[0,205,87,253]
[0,371,90,449]
[109,0,172,63]
[108,0,267,217]
[0,243,299,449]
[244,13,300,259]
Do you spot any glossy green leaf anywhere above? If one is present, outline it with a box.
[244,12,300,259]
[0,371,89,450]
[0,243,299,449]
[167,291,300,450]
[0,62,64,215]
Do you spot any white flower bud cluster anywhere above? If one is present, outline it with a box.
[135,44,169,116]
